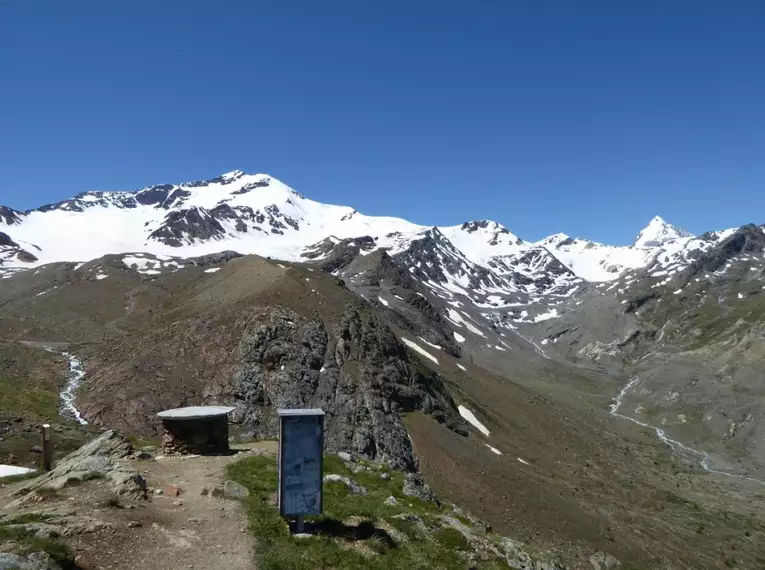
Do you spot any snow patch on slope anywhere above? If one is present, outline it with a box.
[0,465,35,478]
[458,405,490,436]
[400,337,439,364]
[447,309,486,337]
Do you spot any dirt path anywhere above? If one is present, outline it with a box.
[50,443,275,570]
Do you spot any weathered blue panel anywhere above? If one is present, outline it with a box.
[278,411,324,516]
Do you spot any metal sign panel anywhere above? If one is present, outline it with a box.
[277,409,325,517]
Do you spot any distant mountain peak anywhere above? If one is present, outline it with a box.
[458,220,504,234]
[457,220,523,246]
[537,233,571,247]
[634,216,693,248]
[220,169,246,181]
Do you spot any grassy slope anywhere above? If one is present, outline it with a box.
[227,454,533,570]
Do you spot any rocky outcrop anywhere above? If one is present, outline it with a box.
[0,552,64,570]
[37,191,139,213]
[687,224,765,275]
[183,250,243,267]
[301,235,377,273]
[11,431,146,504]
[0,231,38,265]
[0,231,18,247]
[15,250,38,263]
[149,207,227,247]
[461,220,521,246]
[0,205,24,225]
[428,514,568,570]
[232,305,466,471]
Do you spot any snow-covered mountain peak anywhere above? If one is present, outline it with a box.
[634,216,693,248]
[435,220,525,266]
[221,169,246,180]
[536,233,572,248]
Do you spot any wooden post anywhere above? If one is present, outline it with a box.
[41,424,52,472]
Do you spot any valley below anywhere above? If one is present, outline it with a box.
[2,171,765,569]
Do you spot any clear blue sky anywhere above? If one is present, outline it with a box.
[1,1,763,244]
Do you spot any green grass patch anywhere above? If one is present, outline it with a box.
[226,454,480,569]
[0,524,75,567]
[434,527,471,551]
[387,516,420,539]
[0,376,59,421]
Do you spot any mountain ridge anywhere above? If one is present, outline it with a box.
[0,169,748,285]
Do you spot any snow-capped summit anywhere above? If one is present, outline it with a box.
[221,169,246,180]
[634,216,693,248]
[536,233,572,248]
[439,220,524,265]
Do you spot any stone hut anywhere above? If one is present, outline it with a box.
[157,406,234,455]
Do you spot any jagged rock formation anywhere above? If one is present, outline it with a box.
[232,305,466,471]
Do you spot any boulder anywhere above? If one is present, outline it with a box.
[163,485,183,497]
[402,472,437,503]
[223,480,250,499]
[323,474,368,495]
[589,552,621,570]
[109,471,148,499]
[132,451,154,461]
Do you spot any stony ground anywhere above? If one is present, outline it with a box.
[71,446,272,570]
[0,439,278,570]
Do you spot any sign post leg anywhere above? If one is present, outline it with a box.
[295,515,305,534]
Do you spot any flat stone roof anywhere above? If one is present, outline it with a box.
[157,406,235,420]
[277,408,325,416]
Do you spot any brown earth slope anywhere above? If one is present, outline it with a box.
[1,253,765,568]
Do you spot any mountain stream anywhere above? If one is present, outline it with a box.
[60,352,89,425]
[610,377,762,485]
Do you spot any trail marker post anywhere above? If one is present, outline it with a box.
[277,408,325,534]
[41,424,52,471]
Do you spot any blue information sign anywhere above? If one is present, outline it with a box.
[277,409,325,517]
